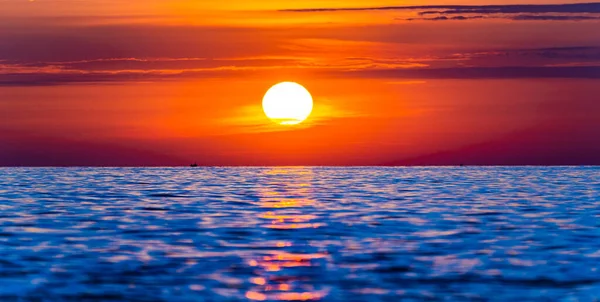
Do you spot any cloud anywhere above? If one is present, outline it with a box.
[512,14,600,21]
[385,80,427,85]
[285,3,600,22]
[0,67,262,86]
[406,15,485,21]
[417,3,600,15]
[459,47,600,65]
[1,65,599,87]
[1,16,599,86]
[338,66,600,80]
[408,14,600,22]
[2,45,600,86]
[283,3,600,14]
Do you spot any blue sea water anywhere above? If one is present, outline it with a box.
[0,167,599,301]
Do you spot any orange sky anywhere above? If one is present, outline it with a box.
[1,1,599,165]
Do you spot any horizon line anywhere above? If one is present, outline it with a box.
[1,165,598,168]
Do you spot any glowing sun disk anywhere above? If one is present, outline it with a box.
[262,82,313,125]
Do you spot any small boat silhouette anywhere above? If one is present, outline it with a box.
[190,162,198,167]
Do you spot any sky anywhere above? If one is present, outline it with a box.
[1,0,599,166]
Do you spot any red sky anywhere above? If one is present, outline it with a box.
[1,1,599,166]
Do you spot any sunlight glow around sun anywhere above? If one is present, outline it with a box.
[262,82,313,125]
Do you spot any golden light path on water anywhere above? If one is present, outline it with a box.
[246,167,329,301]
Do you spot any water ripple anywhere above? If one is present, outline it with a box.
[0,167,599,301]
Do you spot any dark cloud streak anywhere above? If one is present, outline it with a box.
[512,14,600,20]
[406,15,485,21]
[286,3,600,22]
[338,66,600,80]
[281,3,600,14]
[1,66,599,87]
[406,14,600,21]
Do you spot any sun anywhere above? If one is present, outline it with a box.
[262,82,313,125]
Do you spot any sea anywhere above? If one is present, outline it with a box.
[0,167,599,301]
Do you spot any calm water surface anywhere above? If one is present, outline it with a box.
[1,167,599,301]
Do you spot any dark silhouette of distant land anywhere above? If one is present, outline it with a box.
[0,130,185,167]
[385,123,600,166]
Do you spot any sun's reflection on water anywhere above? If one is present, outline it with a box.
[257,167,321,231]
[246,167,328,301]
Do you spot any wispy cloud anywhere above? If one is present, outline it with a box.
[406,16,485,21]
[406,14,600,22]
[512,14,600,21]
[385,80,427,85]
[282,3,600,14]
[1,14,599,86]
[2,45,600,86]
[2,65,599,87]
[338,66,600,80]
[285,3,600,22]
